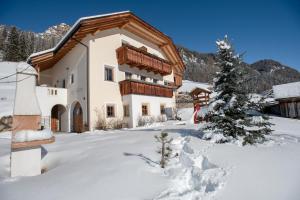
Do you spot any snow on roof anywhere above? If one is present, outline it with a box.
[16,62,37,75]
[28,11,130,59]
[273,81,300,99]
[178,80,212,93]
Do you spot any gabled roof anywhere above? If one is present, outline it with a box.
[273,81,300,100]
[28,11,184,73]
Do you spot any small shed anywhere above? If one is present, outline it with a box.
[273,81,300,118]
[190,87,212,107]
[190,87,212,123]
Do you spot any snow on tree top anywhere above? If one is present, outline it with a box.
[273,81,300,99]
[216,40,231,50]
[216,36,232,50]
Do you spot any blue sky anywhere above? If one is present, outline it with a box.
[1,0,299,70]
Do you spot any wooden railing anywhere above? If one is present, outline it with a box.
[119,79,173,98]
[116,44,172,75]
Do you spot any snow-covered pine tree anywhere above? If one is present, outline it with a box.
[205,36,272,145]
[4,27,21,61]
[155,132,173,168]
[205,36,249,142]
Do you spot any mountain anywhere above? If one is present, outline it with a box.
[0,23,70,60]
[0,23,299,93]
[178,46,300,93]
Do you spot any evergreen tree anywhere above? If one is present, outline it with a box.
[155,132,173,168]
[4,27,21,61]
[0,27,8,50]
[27,32,35,55]
[244,95,273,145]
[205,36,272,145]
[18,32,28,61]
[205,36,248,140]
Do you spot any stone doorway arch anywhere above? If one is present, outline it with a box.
[72,102,83,133]
[51,104,67,132]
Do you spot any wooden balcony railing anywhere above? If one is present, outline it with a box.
[116,44,172,75]
[119,79,173,98]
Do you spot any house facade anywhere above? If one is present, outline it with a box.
[273,81,300,118]
[28,11,185,132]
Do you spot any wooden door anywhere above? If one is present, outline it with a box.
[73,103,83,133]
[51,105,58,132]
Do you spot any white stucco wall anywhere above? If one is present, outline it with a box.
[36,86,68,131]
[88,28,176,129]
[14,63,41,116]
[122,94,175,128]
[11,147,41,177]
[39,39,88,131]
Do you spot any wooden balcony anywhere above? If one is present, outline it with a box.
[116,44,172,75]
[119,79,173,98]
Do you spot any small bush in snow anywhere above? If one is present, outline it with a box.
[94,108,126,130]
[155,132,173,168]
[94,109,108,130]
[137,116,155,127]
[109,118,126,129]
[156,115,167,122]
[173,108,182,121]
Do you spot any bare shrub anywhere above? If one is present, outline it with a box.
[156,115,167,122]
[173,107,182,121]
[94,108,108,130]
[109,118,127,129]
[137,115,156,127]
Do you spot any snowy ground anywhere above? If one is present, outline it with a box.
[0,62,17,117]
[0,112,299,200]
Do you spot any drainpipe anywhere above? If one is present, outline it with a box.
[71,37,90,131]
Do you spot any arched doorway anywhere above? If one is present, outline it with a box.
[51,104,67,132]
[73,102,83,133]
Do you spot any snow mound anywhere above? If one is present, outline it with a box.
[155,137,227,200]
[202,131,229,143]
[13,129,53,142]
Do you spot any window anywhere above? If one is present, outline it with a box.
[125,72,132,80]
[164,81,168,86]
[141,76,146,81]
[160,104,166,115]
[62,79,66,88]
[153,79,158,84]
[71,74,74,84]
[105,67,114,81]
[123,105,130,117]
[106,105,115,118]
[142,104,149,116]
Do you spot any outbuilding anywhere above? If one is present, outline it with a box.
[273,81,300,118]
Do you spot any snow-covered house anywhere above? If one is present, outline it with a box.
[27,11,185,132]
[273,81,300,118]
